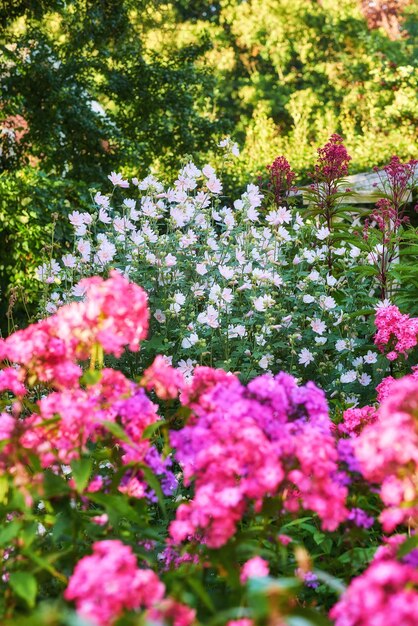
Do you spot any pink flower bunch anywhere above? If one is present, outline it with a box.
[240,556,270,583]
[169,370,347,547]
[375,155,418,211]
[0,271,149,389]
[147,598,196,626]
[374,304,418,360]
[266,155,297,205]
[354,375,418,531]
[64,540,165,626]
[377,367,418,403]
[330,558,418,626]
[17,369,159,471]
[142,355,185,400]
[311,133,351,186]
[338,406,377,436]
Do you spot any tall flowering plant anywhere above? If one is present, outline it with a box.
[362,156,418,301]
[302,134,353,270]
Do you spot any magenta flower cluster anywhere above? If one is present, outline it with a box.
[354,375,418,531]
[374,303,418,360]
[170,369,347,547]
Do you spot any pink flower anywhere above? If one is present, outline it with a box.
[142,355,185,400]
[240,557,269,583]
[354,375,418,531]
[64,540,165,626]
[330,559,418,626]
[147,599,196,626]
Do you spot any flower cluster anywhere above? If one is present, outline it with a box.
[0,271,149,389]
[266,155,297,205]
[170,369,347,547]
[330,557,418,625]
[64,540,165,626]
[374,303,418,360]
[354,375,418,531]
[36,143,382,403]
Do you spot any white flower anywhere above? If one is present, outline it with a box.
[94,192,110,208]
[196,305,219,328]
[364,350,378,364]
[349,245,361,259]
[340,370,357,384]
[316,226,330,240]
[326,274,338,287]
[266,207,292,226]
[165,253,177,267]
[68,211,85,227]
[245,206,259,222]
[181,333,199,349]
[200,163,215,178]
[75,224,87,237]
[174,292,186,306]
[177,358,196,380]
[227,324,246,339]
[62,254,77,268]
[77,239,91,261]
[359,373,372,386]
[154,309,166,323]
[335,339,347,352]
[97,240,116,264]
[219,265,235,280]
[276,226,291,242]
[319,295,337,310]
[221,287,234,303]
[207,177,222,194]
[375,299,392,310]
[72,282,87,298]
[307,270,320,282]
[196,263,208,276]
[259,354,273,370]
[108,171,129,187]
[98,208,111,224]
[231,142,240,156]
[310,318,326,335]
[352,356,364,368]
[303,294,315,304]
[253,294,275,312]
[315,336,327,345]
[298,348,314,367]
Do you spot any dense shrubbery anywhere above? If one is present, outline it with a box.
[1,268,418,625]
[0,134,417,624]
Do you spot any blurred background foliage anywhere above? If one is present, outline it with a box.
[0,0,417,329]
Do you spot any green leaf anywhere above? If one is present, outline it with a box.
[101,420,132,444]
[287,608,332,626]
[71,457,93,493]
[397,535,418,558]
[9,572,37,608]
[143,420,165,439]
[313,569,346,595]
[88,493,141,523]
[0,520,22,546]
[186,575,216,613]
[141,465,168,519]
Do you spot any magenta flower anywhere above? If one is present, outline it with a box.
[64,540,165,626]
